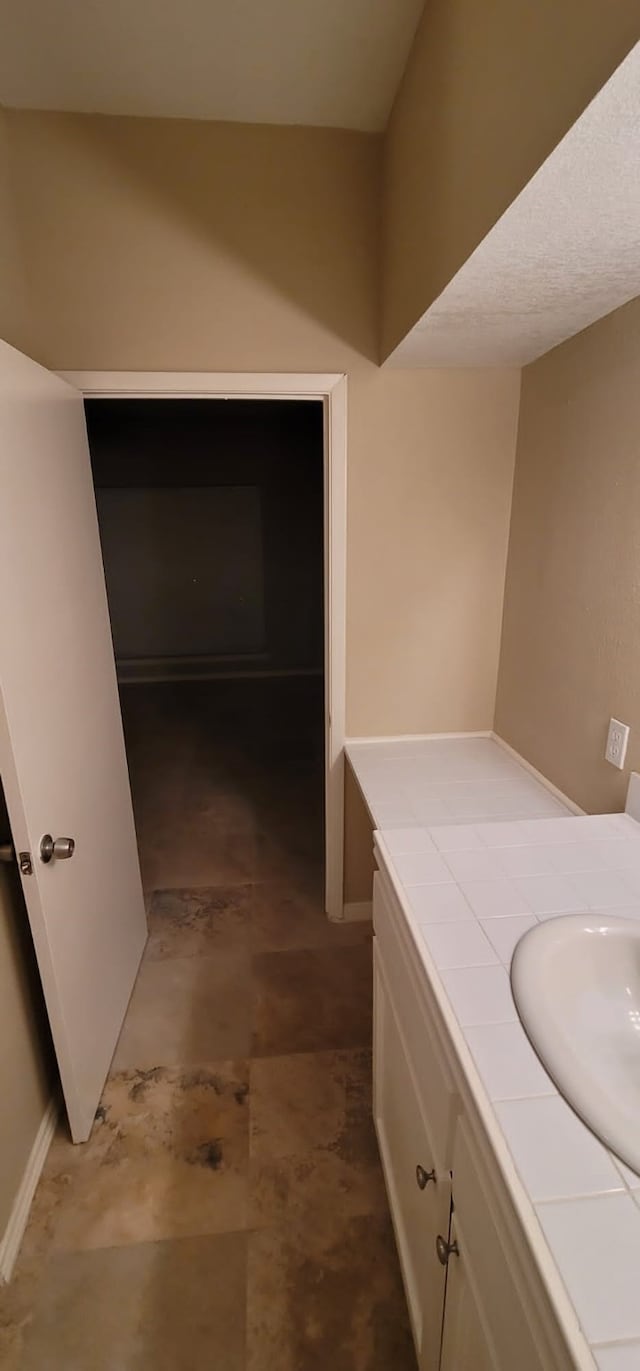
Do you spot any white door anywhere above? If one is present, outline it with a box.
[0,340,147,1143]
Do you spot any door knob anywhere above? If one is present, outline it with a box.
[40,834,75,864]
[416,1164,436,1190]
[436,1234,459,1266]
[0,842,15,864]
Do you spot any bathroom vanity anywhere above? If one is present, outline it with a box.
[374,855,584,1370]
[348,737,640,1370]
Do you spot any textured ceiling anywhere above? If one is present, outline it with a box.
[388,42,640,368]
[0,0,424,132]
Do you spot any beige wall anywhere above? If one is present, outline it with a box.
[343,763,374,906]
[0,858,52,1241]
[496,295,640,813]
[347,367,520,734]
[6,109,521,737]
[382,2,640,356]
[8,111,380,374]
[0,110,53,1247]
[0,108,38,358]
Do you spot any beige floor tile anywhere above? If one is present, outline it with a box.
[20,1231,246,1371]
[112,950,251,1069]
[246,1213,416,1371]
[251,942,373,1057]
[249,1048,387,1227]
[146,884,252,959]
[252,828,323,883]
[140,819,258,890]
[251,879,372,952]
[39,1065,249,1252]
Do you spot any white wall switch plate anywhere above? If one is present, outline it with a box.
[605,717,630,769]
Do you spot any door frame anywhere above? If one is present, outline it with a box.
[61,370,347,922]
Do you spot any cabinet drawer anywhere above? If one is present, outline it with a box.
[373,869,456,1173]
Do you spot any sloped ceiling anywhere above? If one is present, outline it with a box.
[0,0,424,132]
[387,42,640,367]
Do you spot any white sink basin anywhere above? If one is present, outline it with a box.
[511,913,640,1174]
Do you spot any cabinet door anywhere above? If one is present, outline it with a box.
[438,1210,496,1371]
[373,942,451,1371]
[442,1113,574,1371]
[373,872,456,1173]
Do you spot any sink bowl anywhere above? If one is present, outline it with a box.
[511,913,640,1174]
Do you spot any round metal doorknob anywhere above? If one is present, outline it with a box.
[436,1234,459,1266]
[40,834,75,864]
[416,1163,436,1190]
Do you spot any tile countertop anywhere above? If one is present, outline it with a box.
[374,813,640,1370]
[346,734,574,830]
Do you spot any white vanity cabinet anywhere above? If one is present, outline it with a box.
[372,869,580,1371]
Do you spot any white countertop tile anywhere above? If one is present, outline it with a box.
[391,850,454,886]
[535,1194,640,1345]
[480,913,538,964]
[405,882,474,924]
[570,869,640,909]
[598,838,640,869]
[439,965,517,1026]
[493,843,568,877]
[594,1345,640,1370]
[346,736,574,834]
[460,877,533,919]
[511,873,585,915]
[382,827,437,855]
[547,843,611,874]
[418,919,498,970]
[412,798,455,824]
[428,824,485,851]
[442,848,509,882]
[495,1096,624,1203]
[465,1022,557,1100]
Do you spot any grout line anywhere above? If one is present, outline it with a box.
[591,1337,640,1350]
[534,1188,627,1208]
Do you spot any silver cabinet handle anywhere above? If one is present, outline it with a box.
[436,1234,459,1266]
[40,835,75,864]
[416,1164,436,1190]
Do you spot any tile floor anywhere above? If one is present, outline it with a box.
[0,680,416,1370]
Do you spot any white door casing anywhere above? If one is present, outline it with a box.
[61,371,347,922]
[0,342,147,1143]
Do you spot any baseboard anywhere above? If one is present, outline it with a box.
[0,1098,58,1284]
[491,733,585,816]
[345,730,492,745]
[341,900,373,923]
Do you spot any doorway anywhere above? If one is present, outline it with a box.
[65,370,347,920]
[86,397,326,901]
[0,349,347,1141]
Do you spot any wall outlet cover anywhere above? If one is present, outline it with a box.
[605,717,630,770]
